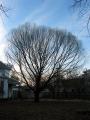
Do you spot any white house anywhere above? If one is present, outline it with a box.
[0,61,12,98]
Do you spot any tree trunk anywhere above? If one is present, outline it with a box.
[52,90,55,99]
[34,77,41,103]
[34,90,40,103]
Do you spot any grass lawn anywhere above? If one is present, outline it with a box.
[0,99,90,120]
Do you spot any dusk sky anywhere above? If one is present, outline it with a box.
[0,0,90,70]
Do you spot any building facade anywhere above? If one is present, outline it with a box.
[0,61,13,98]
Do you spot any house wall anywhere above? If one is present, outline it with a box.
[0,70,4,77]
[3,79,8,98]
[0,80,3,98]
[0,70,10,78]
[0,79,9,99]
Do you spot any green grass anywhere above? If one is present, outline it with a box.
[0,99,90,120]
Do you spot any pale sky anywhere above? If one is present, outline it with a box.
[0,0,90,70]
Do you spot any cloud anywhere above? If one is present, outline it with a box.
[0,22,6,41]
[55,12,88,38]
[0,20,7,63]
[29,14,51,25]
[0,43,7,62]
[24,0,56,25]
[83,50,90,69]
[14,64,20,72]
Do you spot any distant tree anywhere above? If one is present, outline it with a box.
[7,23,83,102]
[0,0,10,18]
[71,0,90,34]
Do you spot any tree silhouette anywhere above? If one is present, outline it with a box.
[7,23,83,102]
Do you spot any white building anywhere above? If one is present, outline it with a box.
[0,61,12,98]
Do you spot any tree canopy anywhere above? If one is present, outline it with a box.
[7,23,83,102]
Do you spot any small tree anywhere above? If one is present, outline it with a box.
[7,23,83,102]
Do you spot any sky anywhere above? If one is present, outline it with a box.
[0,0,90,70]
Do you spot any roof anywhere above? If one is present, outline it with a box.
[0,76,20,85]
[0,61,12,70]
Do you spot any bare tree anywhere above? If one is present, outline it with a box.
[72,0,90,34]
[0,0,10,18]
[7,23,83,102]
